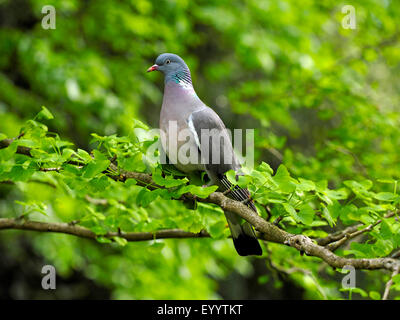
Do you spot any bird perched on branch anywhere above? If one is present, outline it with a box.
[147,53,262,256]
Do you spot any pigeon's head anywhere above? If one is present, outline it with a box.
[147,53,191,82]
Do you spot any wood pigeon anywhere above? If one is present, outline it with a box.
[147,53,262,256]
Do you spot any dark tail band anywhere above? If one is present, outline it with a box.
[232,231,263,256]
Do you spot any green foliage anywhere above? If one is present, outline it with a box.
[1,0,400,300]
[1,111,400,299]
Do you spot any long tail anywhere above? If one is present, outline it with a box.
[214,175,263,256]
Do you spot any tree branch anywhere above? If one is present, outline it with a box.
[382,266,400,300]
[316,224,361,246]
[0,138,32,157]
[323,212,396,251]
[0,218,211,242]
[1,138,400,273]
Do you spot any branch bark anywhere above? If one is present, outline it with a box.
[0,218,211,242]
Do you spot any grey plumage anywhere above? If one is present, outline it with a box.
[148,53,262,256]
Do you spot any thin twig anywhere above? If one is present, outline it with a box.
[0,218,211,242]
[382,267,399,300]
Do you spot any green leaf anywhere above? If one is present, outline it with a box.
[257,162,273,175]
[282,203,299,222]
[61,148,76,161]
[325,189,349,200]
[297,204,315,225]
[256,191,286,204]
[82,160,110,179]
[273,165,297,193]
[316,192,333,206]
[125,178,137,187]
[321,204,335,227]
[176,185,218,199]
[63,163,82,175]
[93,149,108,161]
[152,170,188,188]
[361,180,373,190]
[373,239,394,256]
[77,149,92,162]
[119,153,146,172]
[15,200,48,216]
[369,291,381,300]
[9,164,35,182]
[0,140,17,161]
[379,220,393,240]
[225,170,237,185]
[315,180,328,192]
[297,178,315,192]
[248,169,269,185]
[343,180,374,200]
[350,288,368,298]
[112,236,128,246]
[303,229,328,238]
[90,175,111,191]
[374,192,398,201]
[132,119,149,130]
[237,175,252,188]
[392,274,400,284]
[96,236,113,244]
[347,242,373,258]
[136,188,159,207]
[89,209,106,221]
[208,221,227,239]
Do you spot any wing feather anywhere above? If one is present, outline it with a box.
[188,106,257,212]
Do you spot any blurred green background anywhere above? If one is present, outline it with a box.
[0,0,399,299]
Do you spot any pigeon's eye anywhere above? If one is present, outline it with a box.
[165,59,171,65]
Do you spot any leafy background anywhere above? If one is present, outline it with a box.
[0,0,400,299]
